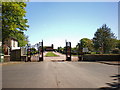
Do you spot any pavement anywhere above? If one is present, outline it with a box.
[2,61,119,88]
[0,61,25,66]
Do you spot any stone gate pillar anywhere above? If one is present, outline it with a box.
[66,41,71,61]
[38,40,43,61]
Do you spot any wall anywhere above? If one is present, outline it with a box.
[10,48,27,61]
[4,55,10,62]
[10,49,21,61]
[11,39,18,47]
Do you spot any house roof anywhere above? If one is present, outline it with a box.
[8,37,18,41]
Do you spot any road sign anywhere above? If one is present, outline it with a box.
[83,48,88,52]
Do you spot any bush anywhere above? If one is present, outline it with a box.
[96,52,100,54]
[111,49,120,54]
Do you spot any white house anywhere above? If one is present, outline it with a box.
[10,38,20,50]
[3,37,20,55]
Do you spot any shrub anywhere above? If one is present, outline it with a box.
[111,49,120,54]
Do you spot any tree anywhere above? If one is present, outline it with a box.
[116,40,120,49]
[15,32,29,47]
[80,38,94,51]
[2,2,29,46]
[93,24,116,54]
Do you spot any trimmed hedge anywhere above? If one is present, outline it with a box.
[81,54,120,61]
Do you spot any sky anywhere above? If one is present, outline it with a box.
[25,2,118,49]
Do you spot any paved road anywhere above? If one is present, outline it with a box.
[3,61,119,88]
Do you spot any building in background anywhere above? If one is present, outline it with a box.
[3,37,20,55]
[44,44,54,51]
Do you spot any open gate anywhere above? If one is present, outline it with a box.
[25,40,74,62]
[25,40,43,62]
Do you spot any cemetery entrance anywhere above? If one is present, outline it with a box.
[25,40,72,62]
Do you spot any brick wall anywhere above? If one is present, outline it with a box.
[4,55,10,62]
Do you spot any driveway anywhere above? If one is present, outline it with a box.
[44,51,78,62]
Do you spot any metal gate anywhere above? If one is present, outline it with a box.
[25,40,43,62]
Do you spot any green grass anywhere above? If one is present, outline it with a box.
[72,55,78,56]
[45,52,59,57]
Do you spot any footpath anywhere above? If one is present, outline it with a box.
[0,61,25,66]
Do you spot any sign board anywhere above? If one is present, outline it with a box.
[83,48,88,52]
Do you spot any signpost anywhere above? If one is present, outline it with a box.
[83,48,89,53]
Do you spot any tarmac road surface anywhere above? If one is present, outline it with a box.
[2,61,119,88]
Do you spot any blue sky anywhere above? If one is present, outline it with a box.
[25,2,118,49]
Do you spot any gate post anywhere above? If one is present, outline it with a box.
[26,44,31,62]
[78,42,83,61]
[66,41,71,61]
[38,40,43,61]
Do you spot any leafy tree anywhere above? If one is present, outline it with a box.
[71,47,78,55]
[116,40,120,49]
[93,24,116,53]
[80,38,94,51]
[2,2,29,46]
[15,32,29,47]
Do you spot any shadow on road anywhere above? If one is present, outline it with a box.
[98,74,120,89]
[98,62,120,66]
[78,60,120,66]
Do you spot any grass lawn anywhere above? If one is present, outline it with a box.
[45,52,59,57]
[72,55,78,56]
